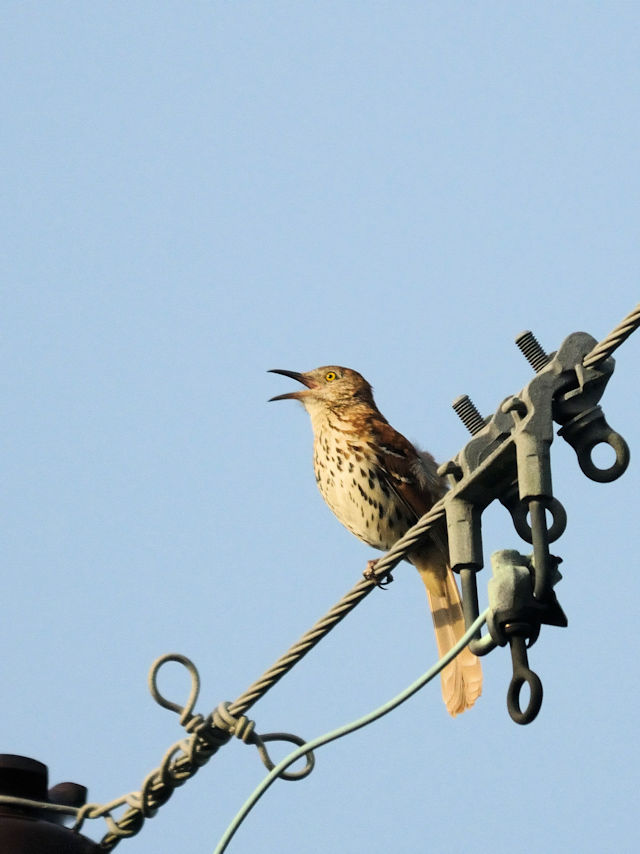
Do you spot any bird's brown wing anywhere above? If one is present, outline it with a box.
[369,419,482,715]
[368,418,450,567]
[367,418,442,521]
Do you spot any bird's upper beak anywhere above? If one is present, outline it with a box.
[268,369,316,401]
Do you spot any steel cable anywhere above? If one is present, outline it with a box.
[583,301,640,368]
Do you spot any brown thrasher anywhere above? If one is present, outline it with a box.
[269,365,482,716]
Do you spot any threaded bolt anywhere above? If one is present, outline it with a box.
[515,330,550,373]
[452,394,485,435]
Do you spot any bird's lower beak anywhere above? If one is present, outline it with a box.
[268,369,315,401]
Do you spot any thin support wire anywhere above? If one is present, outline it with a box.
[81,500,448,849]
[215,610,490,854]
[230,501,447,715]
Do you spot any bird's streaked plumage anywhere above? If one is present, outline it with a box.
[270,365,482,716]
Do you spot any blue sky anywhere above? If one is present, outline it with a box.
[3,3,639,852]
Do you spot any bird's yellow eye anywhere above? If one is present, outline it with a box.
[325,371,337,382]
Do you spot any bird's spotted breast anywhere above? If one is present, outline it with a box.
[313,425,415,550]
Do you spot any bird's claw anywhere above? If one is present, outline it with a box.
[363,559,394,589]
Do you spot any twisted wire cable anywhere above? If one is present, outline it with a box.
[216,609,490,854]
[583,301,640,368]
[82,500,448,849]
[230,501,447,715]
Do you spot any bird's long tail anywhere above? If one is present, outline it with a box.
[418,566,483,716]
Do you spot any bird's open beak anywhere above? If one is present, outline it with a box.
[268,369,316,401]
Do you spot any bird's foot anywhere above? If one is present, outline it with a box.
[363,559,394,589]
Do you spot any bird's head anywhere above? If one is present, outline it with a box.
[269,366,375,411]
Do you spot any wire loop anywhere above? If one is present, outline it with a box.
[148,653,201,726]
[212,702,315,780]
[257,733,315,781]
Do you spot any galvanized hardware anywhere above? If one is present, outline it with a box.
[515,330,550,373]
[506,633,543,725]
[551,332,630,482]
[485,550,566,724]
[500,483,567,545]
[485,550,566,644]
[452,394,485,436]
[558,406,629,482]
[441,328,630,723]
[516,330,549,374]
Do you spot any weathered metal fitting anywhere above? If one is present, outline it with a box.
[436,460,463,483]
[504,620,539,646]
[501,396,527,417]
[485,551,561,725]
[558,404,630,483]
[452,394,485,436]
[552,354,615,424]
[486,549,566,647]
[515,330,550,373]
[445,498,484,570]
[506,634,544,725]
[513,433,554,501]
[486,550,533,646]
[502,488,567,544]
[454,568,498,657]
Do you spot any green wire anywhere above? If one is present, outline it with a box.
[213,609,490,854]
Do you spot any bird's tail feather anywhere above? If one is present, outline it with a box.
[424,572,483,716]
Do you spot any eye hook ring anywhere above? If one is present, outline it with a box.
[506,632,544,725]
[509,496,567,544]
[576,431,630,483]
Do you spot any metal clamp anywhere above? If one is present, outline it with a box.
[485,550,566,724]
[438,327,630,723]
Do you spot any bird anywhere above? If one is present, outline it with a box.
[269,365,482,716]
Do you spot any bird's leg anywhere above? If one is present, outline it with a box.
[363,558,394,588]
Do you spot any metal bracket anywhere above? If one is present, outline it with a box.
[486,549,566,724]
[437,329,630,723]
